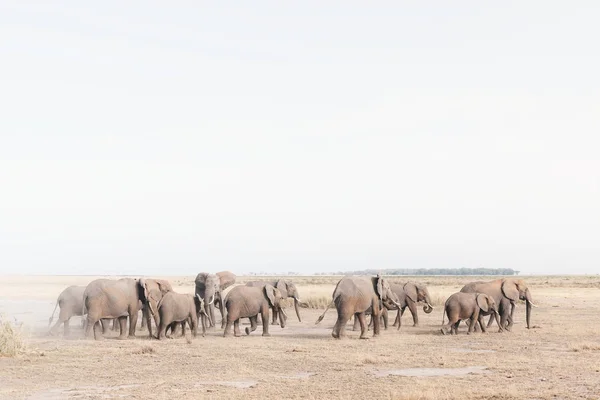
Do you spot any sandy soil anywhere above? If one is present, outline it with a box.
[1,275,600,399]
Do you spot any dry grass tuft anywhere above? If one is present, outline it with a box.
[568,342,600,352]
[132,345,156,355]
[302,296,331,309]
[0,316,26,357]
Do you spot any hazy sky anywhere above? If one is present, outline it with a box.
[1,2,599,275]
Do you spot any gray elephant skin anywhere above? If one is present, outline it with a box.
[441,292,500,335]
[157,292,207,340]
[316,275,401,339]
[223,284,287,337]
[460,278,537,330]
[195,271,236,328]
[48,285,87,336]
[246,279,304,324]
[83,278,152,340]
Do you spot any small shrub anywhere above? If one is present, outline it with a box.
[0,317,26,357]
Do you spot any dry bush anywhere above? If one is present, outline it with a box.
[0,316,26,357]
[568,342,600,352]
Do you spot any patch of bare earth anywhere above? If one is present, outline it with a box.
[0,275,599,399]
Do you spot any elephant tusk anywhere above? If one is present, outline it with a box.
[280,307,288,318]
[293,296,301,302]
[529,302,538,308]
[208,295,214,306]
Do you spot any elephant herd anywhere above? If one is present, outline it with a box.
[47,271,306,340]
[315,275,536,339]
[47,273,536,341]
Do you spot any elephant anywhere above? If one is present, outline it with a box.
[195,271,236,328]
[157,292,207,340]
[140,279,173,338]
[223,284,287,337]
[83,278,150,340]
[441,292,501,335]
[315,275,401,339]
[460,278,537,331]
[48,285,86,336]
[352,300,390,331]
[389,282,434,328]
[357,281,435,330]
[246,279,304,324]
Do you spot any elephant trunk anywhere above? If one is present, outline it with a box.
[293,297,302,322]
[525,289,534,329]
[278,306,287,328]
[423,294,434,314]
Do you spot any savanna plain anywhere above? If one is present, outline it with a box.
[1,275,600,399]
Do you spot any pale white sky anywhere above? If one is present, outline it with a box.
[1,2,599,275]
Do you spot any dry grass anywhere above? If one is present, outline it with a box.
[568,341,600,352]
[0,316,26,357]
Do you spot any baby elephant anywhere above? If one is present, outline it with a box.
[441,292,501,335]
[157,292,207,340]
[224,284,287,337]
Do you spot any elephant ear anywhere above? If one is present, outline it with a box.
[375,275,384,299]
[264,284,277,307]
[501,280,520,302]
[275,279,288,297]
[217,271,236,290]
[138,278,149,303]
[156,280,173,295]
[476,294,489,312]
[195,273,209,293]
[403,282,418,303]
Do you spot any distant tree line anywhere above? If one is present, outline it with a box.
[316,268,519,276]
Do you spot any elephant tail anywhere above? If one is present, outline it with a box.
[315,299,335,325]
[441,308,445,326]
[48,301,59,326]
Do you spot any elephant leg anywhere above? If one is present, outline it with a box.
[158,320,167,340]
[261,310,270,337]
[271,308,278,325]
[332,313,347,339]
[223,317,233,337]
[357,313,369,339]
[486,313,495,328]
[115,316,127,340]
[352,315,360,331]
[142,306,154,339]
[233,319,241,337]
[382,308,388,330]
[407,300,419,326]
[190,316,198,338]
[478,315,487,333]
[396,307,404,330]
[63,319,71,336]
[128,308,139,338]
[391,309,400,327]
[49,317,64,336]
[468,310,480,335]
[452,320,460,335]
[245,315,258,335]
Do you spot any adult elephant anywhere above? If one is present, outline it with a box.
[83,278,150,340]
[48,285,86,336]
[460,278,537,331]
[389,282,434,328]
[246,279,304,324]
[316,275,401,339]
[195,271,236,328]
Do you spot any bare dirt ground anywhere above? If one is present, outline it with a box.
[1,275,600,399]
